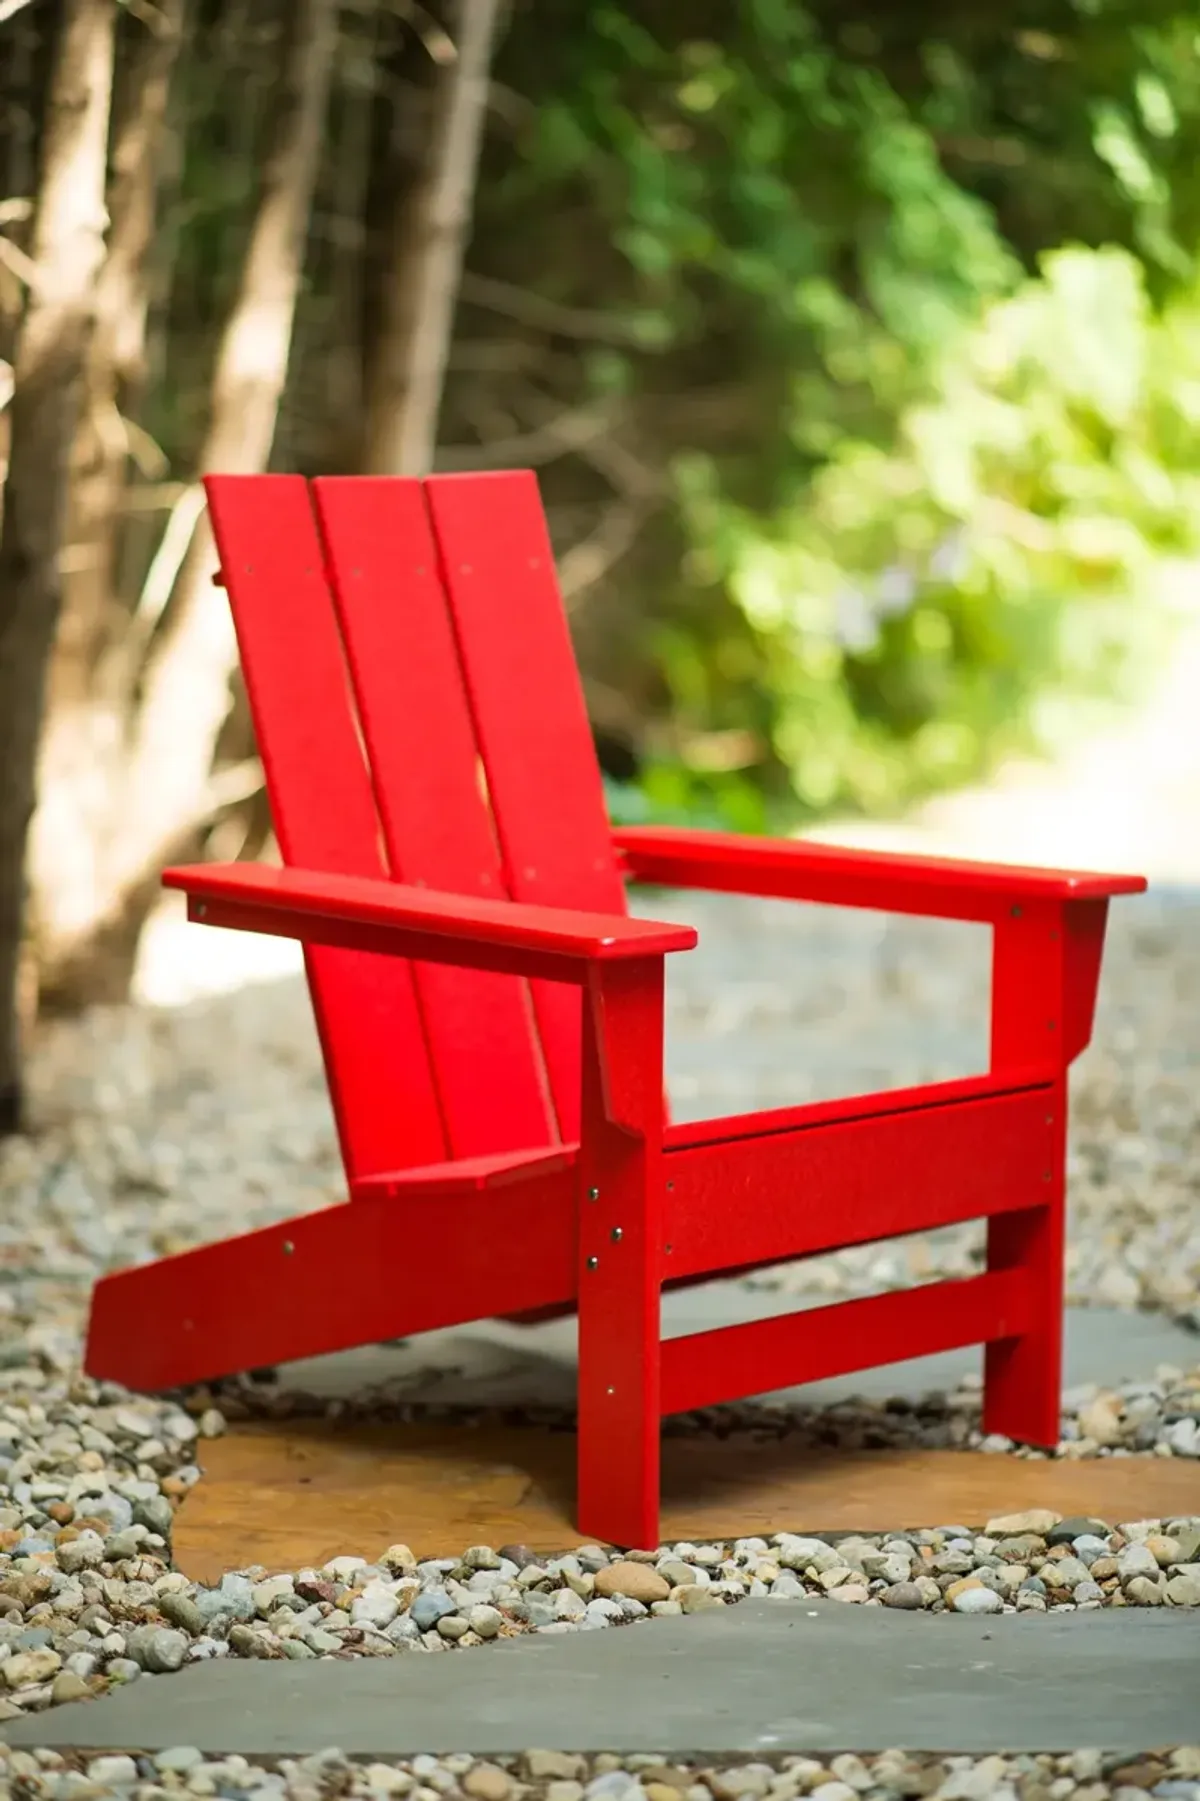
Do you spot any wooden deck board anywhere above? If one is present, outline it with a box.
[172,1420,1200,1580]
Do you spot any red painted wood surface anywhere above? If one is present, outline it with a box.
[662,1078,1056,1283]
[614,824,1146,922]
[86,1165,577,1393]
[354,1145,577,1201]
[990,898,1111,1072]
[665,1068,1042,1151]
[312,477,555,1160]
[162,863,696,970]
[983,1097,1067,1450]
[576,958,667,1549]
[204,476,445,1181]
[983,901,1087,1445]
[82,469,1149,1551]
[427,473,629,1141]
[659,1269,1030,1417]
[84,1067,1046,1397]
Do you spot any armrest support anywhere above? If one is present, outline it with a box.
[164,862,697,987]
[613,824,1144,1077]
[612,824,1146,924]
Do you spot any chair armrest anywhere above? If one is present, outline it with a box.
[163,863,697,986]
[612,825,1146,924]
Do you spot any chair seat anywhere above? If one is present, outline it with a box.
[353,1144,577,1200]
[356,1069,1042,1204]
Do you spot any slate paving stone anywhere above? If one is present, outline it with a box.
[5,1602,1197,1757]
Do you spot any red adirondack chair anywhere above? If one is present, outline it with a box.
[85,470,1146,1550]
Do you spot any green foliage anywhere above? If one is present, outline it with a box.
[677,247,1200,818]
[603,771,767,833]
[19,0,1194,842]
[486,0,1200,827]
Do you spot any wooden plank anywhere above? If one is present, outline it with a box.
[984,1078,1067,1450]
[663,1082,1057,1282]
[164,864,696,962]
[424,472,631,1141]
[354,1145,577,1201]
[85,1165,578,1393]
[659,1270,1031,1417]
[666,1070,1044,1152]
[203,476,445,1182]
[312,477,555,1160]
[613,825,1146,922]
[176,1428,1200,1581]
[985,909,1083,1446]
[576,960,666,1551]
[168,888,668,989]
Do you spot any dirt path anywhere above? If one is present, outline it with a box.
[808,604,1200,883]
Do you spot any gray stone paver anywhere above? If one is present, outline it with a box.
[6,1604,1196,1756]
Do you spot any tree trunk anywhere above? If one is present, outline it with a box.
[363,0,504,476]
[31,0,338,1012]
[58,0,187,695]
[0,0,117,1130]
[29,0,187,1010]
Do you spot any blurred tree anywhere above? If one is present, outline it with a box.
[55,0,187,705]
[32,0,188,1009]
[364,0,506,475]
[28,0,338,1014]
[0,0,117,1129]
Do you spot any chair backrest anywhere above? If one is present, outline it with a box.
[205,470,629,1183]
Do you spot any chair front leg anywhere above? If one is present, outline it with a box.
[983,899,1109,1446]
[576,955,666,1550]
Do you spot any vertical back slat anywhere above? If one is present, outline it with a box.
[424,471,630,1140]
[311,476,558,1157]
[204,475,447,1181]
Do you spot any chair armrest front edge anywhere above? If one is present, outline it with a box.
[164,861,697,985]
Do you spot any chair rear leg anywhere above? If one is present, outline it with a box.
[982,1086,1066,1448]
[86,1175,576,1394]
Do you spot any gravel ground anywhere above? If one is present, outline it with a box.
[0,1354,1190,1715]
[0,889,1194,1719]
[2,1745,1199,1801]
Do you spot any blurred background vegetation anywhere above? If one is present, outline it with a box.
[2,0,1200,1112]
